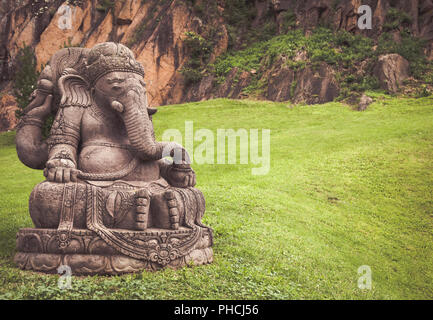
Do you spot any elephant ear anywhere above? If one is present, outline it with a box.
[58,69,91,108]
[147,107,157,115]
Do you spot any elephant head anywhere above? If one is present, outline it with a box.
[58,42,190,164]
[16,43,189,172]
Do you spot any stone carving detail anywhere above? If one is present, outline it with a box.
[15,228,213,275]
[14,42,213,275]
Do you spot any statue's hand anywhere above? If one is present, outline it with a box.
[44,158,79,183]
[166,164,196,188]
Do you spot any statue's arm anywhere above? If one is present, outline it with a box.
[158,158,173,182]
[157,159,196,188]
[15,94,53,170]
[44,106,83,183]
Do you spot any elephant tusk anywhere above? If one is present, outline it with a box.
[111,100,124,113]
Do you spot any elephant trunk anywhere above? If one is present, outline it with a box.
[112,84,189,164]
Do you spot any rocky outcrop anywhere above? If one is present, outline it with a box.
[292,63,340,104]
[266,67,295,102]
[0,93,18,131]
[178,61,340,105]
[374,54,410,93]
[264,62,339,104]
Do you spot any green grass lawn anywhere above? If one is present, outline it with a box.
[1,94,432,299]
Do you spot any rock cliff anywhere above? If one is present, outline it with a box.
[0,0,432,131]
[0,0,227,107]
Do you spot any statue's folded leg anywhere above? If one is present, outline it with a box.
[29,181,88,229]
[29,181,209,231]
[29,181,138,230]
[148,187,208,231]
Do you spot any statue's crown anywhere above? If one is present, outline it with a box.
[85,42,144,85]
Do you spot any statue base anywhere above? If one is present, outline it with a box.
[14,227,213,275]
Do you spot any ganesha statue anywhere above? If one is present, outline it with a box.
[14,42,213,275]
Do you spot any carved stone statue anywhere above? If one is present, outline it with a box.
[14,42,213,275]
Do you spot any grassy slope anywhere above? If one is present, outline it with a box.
[0,94,432,299]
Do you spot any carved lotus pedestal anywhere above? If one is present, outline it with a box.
[14,228,213,275]
[14,180,213,275]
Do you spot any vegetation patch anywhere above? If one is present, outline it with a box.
[279,9,297,33]
[377,30,433,83]
[12,45,52,137]
[205,25,432,101]
[12,45,40,118]
[208,28,378,99]
[96,0,115,13]
[180,31,213,85]
[383,7,412,31]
